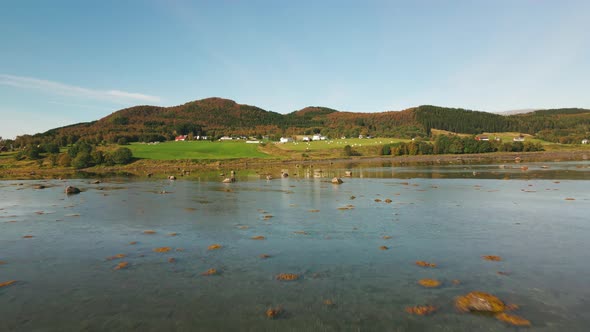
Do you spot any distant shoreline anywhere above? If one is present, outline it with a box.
[1,150,588,181]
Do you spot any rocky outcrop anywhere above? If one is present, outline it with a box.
[65,186,81,194]
[455,291,505,313]
[331,177,343,184]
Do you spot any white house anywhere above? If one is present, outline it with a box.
[302,136,311,142]
[175,135,188,141]
[582,139,589,144]
[219,136,233,141]
[280,137,293,143]
[312,135,327,141]
[513,135,525,142]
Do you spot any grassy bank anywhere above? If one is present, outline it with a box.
[127,141,272,160]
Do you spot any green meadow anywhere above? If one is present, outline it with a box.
[276,138,411,152]
[127,141,271,160]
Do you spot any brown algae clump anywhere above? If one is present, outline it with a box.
[482,255,502,261]
[0,280,17,288]
[260,254,272,259]
[495,313,531,326]
[251,236,266,240]
[455,291,505,313]
[418,279,441,288]
[114,262,129,270]
[208,244,222,250]
[415,261,437,268]
[505,304,520,311]
[153,247,172,253]
[276,273,299,281]
[405,305,438,316]
[379,246,389,250]
[202,268,218,276]
[266,307,283,319]
[106,254,126,260]
[323,299,336,306]
[143,230,156,234]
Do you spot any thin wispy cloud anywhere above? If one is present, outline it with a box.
[0,74,161,104]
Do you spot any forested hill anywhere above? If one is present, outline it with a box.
[12,98,590,146]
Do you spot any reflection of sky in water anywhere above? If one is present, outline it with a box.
[1,163,589,331]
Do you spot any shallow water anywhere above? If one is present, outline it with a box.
[1,162,589,331]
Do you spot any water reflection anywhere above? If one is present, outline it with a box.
[0,162,589,331]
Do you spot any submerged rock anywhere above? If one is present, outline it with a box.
[65,186,81,194]
[495,313,531,326]
[415,261,437,268]
[207,244,222,250]
[276,273,299,281]
[455,291,505,313]
[266,307,283,319]
[418,279,441,288]
[331,177,343,184]
[405,305,437,316]
[0,280,17,288]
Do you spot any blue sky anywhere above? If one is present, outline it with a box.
[1,0,589,139]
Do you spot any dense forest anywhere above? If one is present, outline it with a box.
[5,97,590,149]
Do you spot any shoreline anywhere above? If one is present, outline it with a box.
[1,150,588,180]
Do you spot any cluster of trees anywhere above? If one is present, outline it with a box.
[12,140,134,169]
[379,136,544,156]
[415,106,590,143]
[62,142,133,169]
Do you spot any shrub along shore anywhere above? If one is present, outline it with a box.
[1,149,588,180]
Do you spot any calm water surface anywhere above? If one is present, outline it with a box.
[1,162,589,331]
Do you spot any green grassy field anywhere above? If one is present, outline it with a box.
[276,138,411,152]
[127,141,271,160]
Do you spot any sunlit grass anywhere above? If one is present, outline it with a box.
[275,138,410,152]
[127,141,271,160]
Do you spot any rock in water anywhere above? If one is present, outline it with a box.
[455,291,505,313]
[65,186,81,194]
[331,177,343,184]
[168,175,176,180]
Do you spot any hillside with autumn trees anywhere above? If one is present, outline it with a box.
[7,97,590,148]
